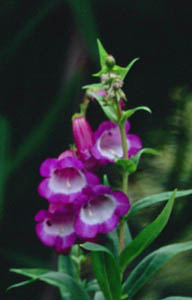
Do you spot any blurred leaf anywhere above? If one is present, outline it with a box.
[120,106,152,125]
[0,116,10,218]
[161,296,192,300]
[10,269,91,299]
[7,278,36,291]
[123,240,192,298]
[81,242,121,300]
[94,291,105,300]
[129,189,192,216]
[12,72,82,171]
[161,297,192,300]
[130,147,159,168]
[119,190,176,272]
[86,279,100,292]
[0,0,62,64]
[65,0,98,59]
[103,174,110,186]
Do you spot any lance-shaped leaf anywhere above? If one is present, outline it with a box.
[81,242,121,300]
[9,269,91,300]
[82,83,105,90]
[130,147,159,168]
[161,297,192,300]
[120,106,152,125]
[129,189,192,216]
[94,291,105,300]
[58,255,76,300]
[119,190,176,272]
[123,240,192,298]
[113,57,139,80]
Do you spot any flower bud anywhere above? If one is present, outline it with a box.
[105,55,116,68]
[72,115,94,155]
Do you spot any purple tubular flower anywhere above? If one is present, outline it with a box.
[38,156,99,203]
[35,210,76,254]
[72,115,99,171]
[91,120,142,164]
[74,185,130,239]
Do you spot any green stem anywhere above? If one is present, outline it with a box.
[117,102,131,252]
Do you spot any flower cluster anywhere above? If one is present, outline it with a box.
[35,115,142,253]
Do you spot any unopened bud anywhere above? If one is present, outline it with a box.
[105,55,116,68]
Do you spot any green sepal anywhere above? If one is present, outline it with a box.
[119,190,176,272]
[87,91,118,122]
[119,106,152,125]
[103,174,110,186]
[115,158,137,174]
[93,39,109,77]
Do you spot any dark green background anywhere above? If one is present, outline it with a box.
[1,1,192,299]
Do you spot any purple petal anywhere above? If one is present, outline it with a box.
[40,158,58,177]
[127,134,142,157]
[85,172,100,186]
[38,178,53,199]
[99,214,119,234]
[111,191,130,216]
[58,157,84,170]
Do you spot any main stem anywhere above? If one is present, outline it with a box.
[117,103,130,252]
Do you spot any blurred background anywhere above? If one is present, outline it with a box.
[1,0,192,299]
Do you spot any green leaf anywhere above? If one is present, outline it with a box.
[97,39,108,68]
[94,291,105,300]
[58,255,76,300]
[87,91,117,122]
[10,269,91,300]
[0,116,10,218]
[86,279,100,292]
[58,255,76,278]
[113,57,139,80]
[82,83,105,90]
[119,190,176,272]
[123,240,192,298]
[130,189,192,216]
[161,297,192,300]
[131,147,159,168]
[7,279,36,291]
[115,158,136,174]
[120,106,152,124]
[81,242,121,300]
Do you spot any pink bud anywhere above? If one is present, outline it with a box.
[58,149,76,160]
[72,115,94,155]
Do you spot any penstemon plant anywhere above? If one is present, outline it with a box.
[8,40,192,300]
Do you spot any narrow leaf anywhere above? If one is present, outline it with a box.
[120,106,152,124]
[123,241,192,298]
[161,297,192,300]
[82,83,105,90]
[10,269,91,300]
[130,189,192,216]
[7,279,36,291]
[131,148,159,168]
[119,190,176,272]
[58,255,76,279]
[87,91,117,122]
[81,242,121,300]
[113,57,139,79]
